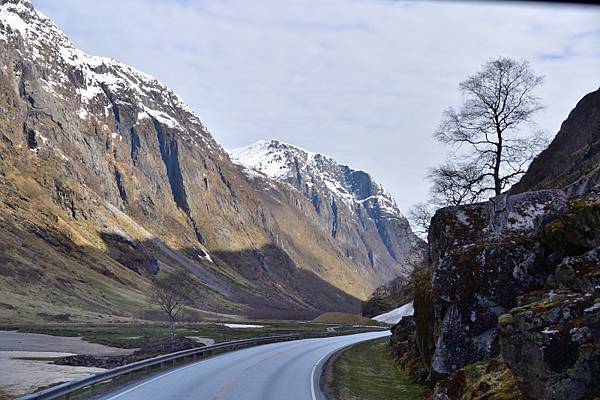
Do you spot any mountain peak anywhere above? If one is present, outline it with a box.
[229,139,402,217]
[0,0,32,7]
[230,139,425,274]
[0,0,216,149]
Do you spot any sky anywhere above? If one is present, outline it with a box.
[32,0,600,214]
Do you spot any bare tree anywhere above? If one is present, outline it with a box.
[149,270,197,336]
[408,202,434,236]
[432,57,547,205]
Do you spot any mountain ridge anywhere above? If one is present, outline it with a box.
[0,0,425,321]
[230,139,426,280]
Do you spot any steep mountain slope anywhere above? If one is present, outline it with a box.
[0,0,422,322]
[230,140,426,284]
[510,87,600,195]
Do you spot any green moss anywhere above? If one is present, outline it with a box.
[464,362,486,382]
[457,357,524,400]
[543,198,600,256]
[413,269,434,371]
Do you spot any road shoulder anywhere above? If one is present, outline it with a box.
[320,337,426,400]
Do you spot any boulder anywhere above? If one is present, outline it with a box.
[497,198,599,399]
[429,190,567,375]
[500,290,599,399]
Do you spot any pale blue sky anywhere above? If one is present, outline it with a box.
[32,0,600,213]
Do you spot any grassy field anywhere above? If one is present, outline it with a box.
[2,320,360,349]
[312,312,382,326]
[328,338,425,400]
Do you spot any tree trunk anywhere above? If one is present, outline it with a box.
[494,125,503,195]
[168,314,176,338]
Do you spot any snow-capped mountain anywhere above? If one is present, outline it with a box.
[0,0,425,322]
[0,0,215,147]
[230,140,426,278]
[230,140,401,218]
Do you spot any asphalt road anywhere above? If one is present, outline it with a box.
[97,330,390,400]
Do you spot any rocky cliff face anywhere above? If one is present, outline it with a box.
[428,190,568,375]
[230,140,427,287]
[0,0,421,321]
[389,89,600,400]
[510,87,600,196]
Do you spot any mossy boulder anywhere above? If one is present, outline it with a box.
[500,288,600,400]
[543,195,600,256]
[432,356,523,400]
[428,190,567,376]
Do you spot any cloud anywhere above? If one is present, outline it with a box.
[32,0,600,214]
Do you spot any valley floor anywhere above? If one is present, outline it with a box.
[0,330,134,399]
[323,338,426,400]
[0,320,366,398]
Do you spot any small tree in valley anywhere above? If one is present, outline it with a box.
[149,270,197,337]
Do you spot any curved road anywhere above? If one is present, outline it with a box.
[98,331,389,400]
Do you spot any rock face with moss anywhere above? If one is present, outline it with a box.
[499,192,600,400]
[429,190,568,375]
[390,88,599,400]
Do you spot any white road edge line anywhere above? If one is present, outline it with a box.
[103,361,202,400]
[310,349,332,400]
[310,333,388,400]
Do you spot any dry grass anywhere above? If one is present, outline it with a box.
[312,312,380,326]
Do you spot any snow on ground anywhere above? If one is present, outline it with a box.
[0,331,135,398]
[185,337,215,346]
[0,351,106,398]
[373,301,414,324]
[221,323,264,329]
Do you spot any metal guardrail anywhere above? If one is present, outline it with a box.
[18,328,380,400]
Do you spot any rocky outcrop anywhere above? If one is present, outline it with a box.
[499,194,600,400]
[390,89,599,400]
[429,190,568,375]
[406,190,599,399]
[425,189,599,398]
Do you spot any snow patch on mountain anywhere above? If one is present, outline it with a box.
[0,0,215,149]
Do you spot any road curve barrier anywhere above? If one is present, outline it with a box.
[18,328,384,400]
